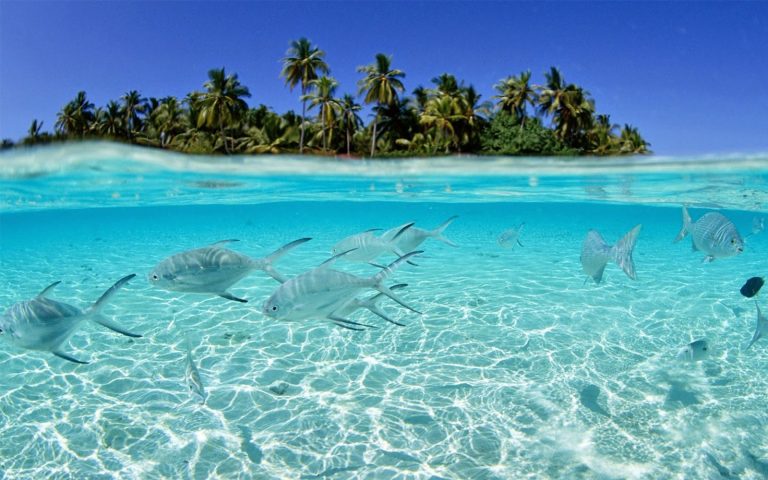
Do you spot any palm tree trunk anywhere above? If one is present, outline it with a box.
[322,109,327,151]
[220,119,229,154]
[346,124,351,155]
[299,87,307,154]
[370,114,378,157]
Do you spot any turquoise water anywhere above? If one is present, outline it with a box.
[1,143,767,479]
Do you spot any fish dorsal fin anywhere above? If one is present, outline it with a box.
[210,239,240,247]
[256,237,312,283]
[392,222,415,241]
[363,228,382,233]
[90,274,136,313]
[37,281,62,298]
[318,248,358,269]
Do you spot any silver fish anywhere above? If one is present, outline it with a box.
[331,223,412,262]
[184,334,206,404]
[0,274,140,364]
[580,224,641,284]
[745,301,768,350]
[498,223,525,248]
[262,251,421,330]
[674,206,743,262]
[334,283,409,326]
[752,216,765,235]
[381,216,458,252]
[149,238,310,302]
[677,339,709,362]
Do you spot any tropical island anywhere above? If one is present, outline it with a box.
[2,38,649,157]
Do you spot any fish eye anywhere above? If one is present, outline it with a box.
[151,274,159,281]
[271,305,278,312]
[703,347,707,351]
[731,239,736,244]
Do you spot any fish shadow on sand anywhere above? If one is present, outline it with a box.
[664,380,699,408]
[578,384,611,417]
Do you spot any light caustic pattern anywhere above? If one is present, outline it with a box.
[0,201,767,479]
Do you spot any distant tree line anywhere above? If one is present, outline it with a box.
[2,38,650,157]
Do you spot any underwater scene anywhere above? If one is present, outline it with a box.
[1,143,768,479]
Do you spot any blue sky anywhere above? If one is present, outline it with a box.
[1,1,767,155]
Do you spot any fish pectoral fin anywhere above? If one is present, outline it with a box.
[517,240,524,247]
[53,350,89,365]
[327,314,378,330]
[366,305,406,327]
[93,315,142,338]
[37,281,62,298]
[220,292,248,303]
[210,239,240,247]
[702,255,715,263]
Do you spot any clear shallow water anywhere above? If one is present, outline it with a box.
[1,143,768,479]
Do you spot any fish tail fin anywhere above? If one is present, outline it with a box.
[371,254,421,313]
[359,284,408,326]
[257,237,311,283]
[674,206,692,243]
[747,300,765,350]
[431,215,458,246]
[88,274,136,314]
[92,314,142,338]
[611,224,642,280]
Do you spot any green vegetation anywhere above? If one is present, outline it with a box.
[3,38,650,156]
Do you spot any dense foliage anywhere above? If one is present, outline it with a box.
[3,39,650,156]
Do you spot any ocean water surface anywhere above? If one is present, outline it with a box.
[1,143,767,479]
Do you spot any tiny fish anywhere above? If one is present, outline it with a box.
[331,223,412,262]
[745,301,768,350]
[381,216,458,251]
[580,224,641,284]
[0,275,141,364]
[677,339,709,362]
[674,206,743,262]
[184,334,206,404]
[752,216,765,235]
[149,238,310,303]
[263,251,421,330]
[740,277,764,298]
[498,223,525,248]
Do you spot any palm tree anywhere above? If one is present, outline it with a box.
[338,94,363,155]
[281,38,329,154]
[552,85,595,147]
[456,85,491,151]
[619,124,651,154]
[21,119,49,146]
[153,97,187,147]
[121,90,147,139]
[96,101,124,137]
[536,66,567,120]
[357,53,405,156]
[411,86,429,114]
[238,114,298,154]
[588,114,618,154]
[55,91,95,138]
[431,73,462,99]
[494,70,536,128]
[304,76,340,151]
[420,95,462,153]
[197,67,251,153]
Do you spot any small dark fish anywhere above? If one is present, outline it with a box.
[740,277,764,298]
